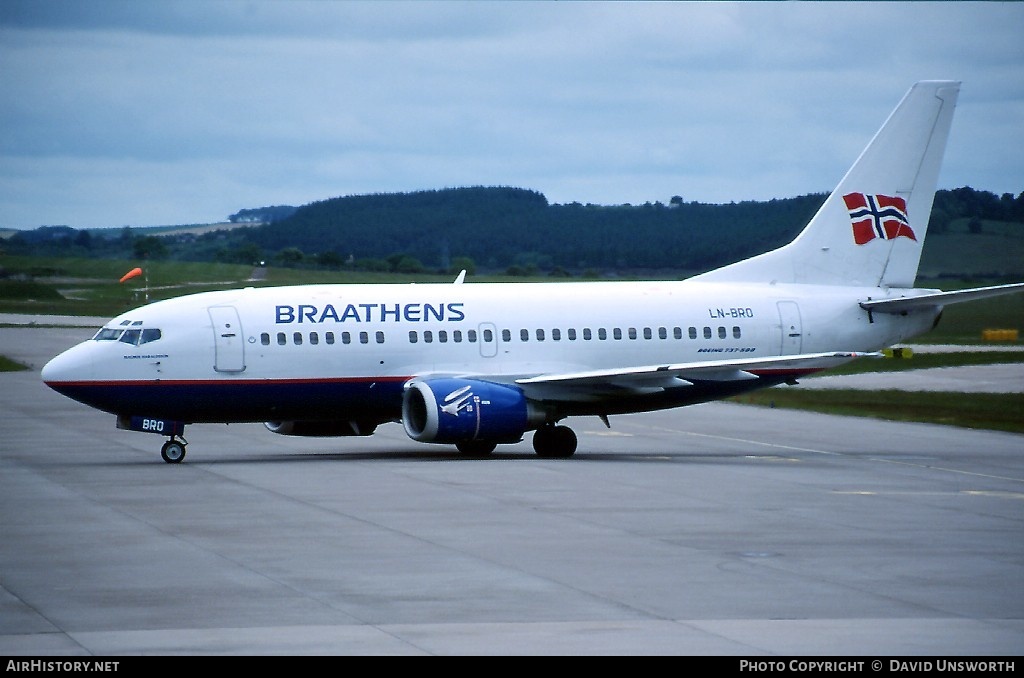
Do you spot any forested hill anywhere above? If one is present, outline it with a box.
[242,185,1023,275]
[245,186,829,273]
[4,186,1022,278]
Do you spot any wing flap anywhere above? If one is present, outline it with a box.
[515,351,874,390]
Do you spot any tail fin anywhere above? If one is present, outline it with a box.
[695,80,960,288]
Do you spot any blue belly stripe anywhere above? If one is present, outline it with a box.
[47,377,410,423]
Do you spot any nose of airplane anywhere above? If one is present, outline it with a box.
[41,342,96,387]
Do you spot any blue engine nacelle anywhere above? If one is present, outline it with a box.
[402,378,542,444]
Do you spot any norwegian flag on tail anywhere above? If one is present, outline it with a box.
[843,193,916,245]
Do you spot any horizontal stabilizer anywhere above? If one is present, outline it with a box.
[861,282,1024,314]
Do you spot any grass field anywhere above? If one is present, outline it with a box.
[0,355,29,372]
[733,389,1024,434]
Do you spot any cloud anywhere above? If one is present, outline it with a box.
[1,1,1022,229]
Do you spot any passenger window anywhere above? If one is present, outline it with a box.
[552,329,561,341]
[657,327,666,340]
[326,332,335,345]
[521,329,529,342]
[613,328,622,340]
[598,328,607,340]
[733,326,742,339]
[718,326,727,339]
[703,327,712,339]
[409,331,418,344]
[628,328,637,340]
[501,329,511,342]
[376,331,385,344]
[424,331,433,343]
[583,328,592,340]
[261,332,270,346]
[438,330,448,343]
[277,332,286,346]
[688,327,697,340]
[455,330,465,342]
[293,332,303,345]
[468,330,477,342]
[342,332,351,345]
[536,329,545,342]
[310,332,319,345]
[360,332,369,344]
[483,329,493,342]
[567,328,577,341]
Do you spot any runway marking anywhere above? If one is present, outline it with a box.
[636,424,838,456]
[862,458,1024,484]
[835,490,1024,500]
[617,423,1024,483]
[962,490,1024,500]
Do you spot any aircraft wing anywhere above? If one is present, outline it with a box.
[860,282,1024,314]
[514,351,876,395]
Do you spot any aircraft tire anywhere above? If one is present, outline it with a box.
[456,440,497,457]
[161,440,186,464]
[533,425,577,459]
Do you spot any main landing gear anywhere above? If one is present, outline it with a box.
[160,436,188,464]
[532,424,577,458]
[453,424,578,458]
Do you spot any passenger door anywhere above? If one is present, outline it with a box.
[208,306,246,372]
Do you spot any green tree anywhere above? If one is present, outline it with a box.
[315,251,344,268]
[393,255,425,274]
[449,256,476,276]
[133,235,167,260]
[275,247,305,266]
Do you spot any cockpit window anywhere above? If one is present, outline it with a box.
[93,325,162,345]
[120,329,142,345]
[140,328,161,344]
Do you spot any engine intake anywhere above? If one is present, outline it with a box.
[402,378,541,444]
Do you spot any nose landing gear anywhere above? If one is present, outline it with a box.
[160,436,188,464]
[116,416,190,464]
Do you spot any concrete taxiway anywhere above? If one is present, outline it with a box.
[1,324,1022,655]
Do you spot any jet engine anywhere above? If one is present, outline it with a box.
[401,378,543,444]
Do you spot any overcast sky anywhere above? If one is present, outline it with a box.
[1,1,1022,230]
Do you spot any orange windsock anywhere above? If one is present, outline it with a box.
[119,267,143,283]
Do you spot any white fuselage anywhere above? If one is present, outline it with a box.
[42,279,937,424]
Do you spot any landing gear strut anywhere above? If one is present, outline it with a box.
[160,436,187,464]
[533,424,577,458]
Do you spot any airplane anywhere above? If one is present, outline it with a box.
[42,80,1024,463]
